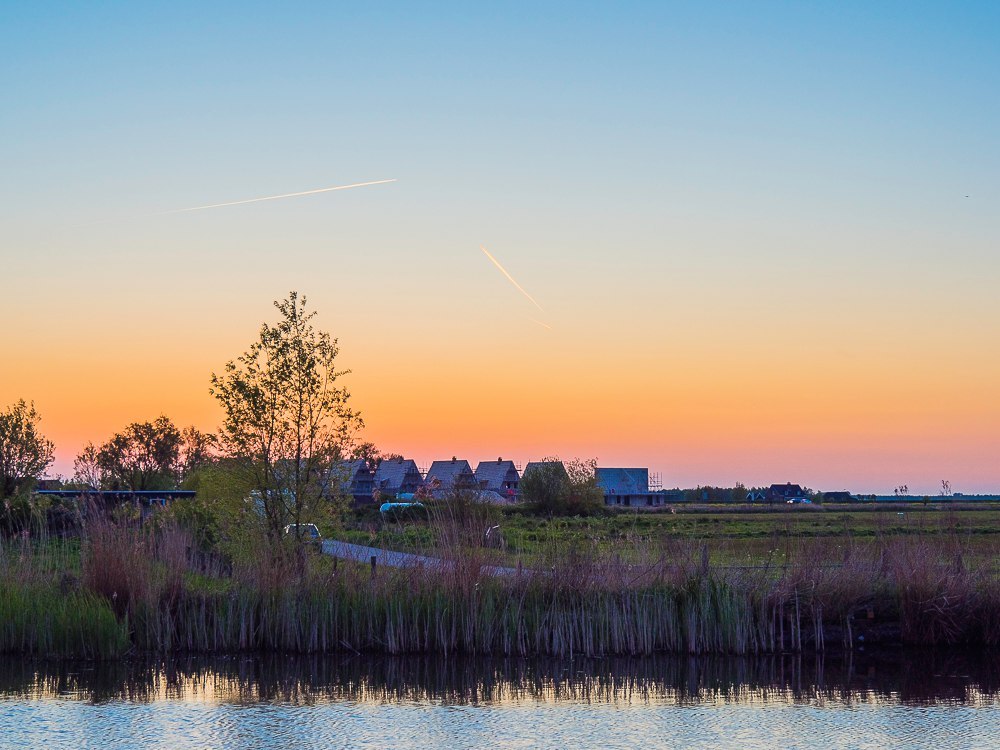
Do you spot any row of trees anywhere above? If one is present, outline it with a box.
[0,293,364,540]
[72,418,215,492]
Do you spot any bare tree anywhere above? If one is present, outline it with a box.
[210,292,362,540]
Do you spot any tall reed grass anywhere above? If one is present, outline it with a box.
[6,508,1000,658]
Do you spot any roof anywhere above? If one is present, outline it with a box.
[373,458,421,489]
[768,483,805,497]
[474,459,520,490]
[596,468,649,495]
[426,459,475,488]
[331,459,369,481]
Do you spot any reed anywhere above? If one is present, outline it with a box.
[0,583,127,658]
[7,508,1000,657]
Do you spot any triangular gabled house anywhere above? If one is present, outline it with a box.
[328,459,375,504]
[474,458,520,498]
[425,458,477,491]
[373,458,424,497]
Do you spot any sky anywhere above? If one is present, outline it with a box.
[2,1,998,493]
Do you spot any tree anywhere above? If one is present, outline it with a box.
[73,416,183,490]
[0,400,55,499]
[179,426,217,481]
[520,457,603,516]
[350,440,402,470]
[210,292,362,540]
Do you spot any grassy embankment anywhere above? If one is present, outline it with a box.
[3,502,1000,659]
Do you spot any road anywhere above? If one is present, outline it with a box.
[321,539,520,577]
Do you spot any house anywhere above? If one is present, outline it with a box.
[596,467,672,507]
[34,488,196,523]
[372,458,424,498]
[329,459,375,503]
[474,458,520,498]
[596,468,649,496]
[746,489,768,503]
[766,483,807,502]
[822,491,854,503]
[425,458,477,491]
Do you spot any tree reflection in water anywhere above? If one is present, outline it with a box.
[2,650,998,707]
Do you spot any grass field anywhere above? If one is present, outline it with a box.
[348,502,1000,569]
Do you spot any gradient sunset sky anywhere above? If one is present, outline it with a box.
[2,2,998,493]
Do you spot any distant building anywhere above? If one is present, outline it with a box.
[425,459,477,491]
[474,458,520,498]
[822,491,854,503]
[34,488,196,522]
[596,468,649,495]
[373,458,424,497]
[329,459,375,503]
[596,467,677,508]
[746,489,768,503]
[767,483,807,502]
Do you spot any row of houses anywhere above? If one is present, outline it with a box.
[337,458,682,507]
[338,457,526,503]
[340,462,923,509]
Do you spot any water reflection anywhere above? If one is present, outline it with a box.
[2,650,998,707]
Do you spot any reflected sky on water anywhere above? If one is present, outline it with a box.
[2,651,999,749]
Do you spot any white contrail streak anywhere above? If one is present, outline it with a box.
[479,245,545,313]
[156,179,397,215]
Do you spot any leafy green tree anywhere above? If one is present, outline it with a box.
[172,459,252,553]
[210,292,362,540]
[520,457,603,516]
[179,426,217,480]
[0,399,55,499]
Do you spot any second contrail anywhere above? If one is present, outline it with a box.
[157,179,397,215]
[480,245,545,313]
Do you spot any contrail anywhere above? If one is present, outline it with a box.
[156,179,397,215]
[480,245,545,313]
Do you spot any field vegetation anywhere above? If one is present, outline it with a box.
[2,497,1000,659]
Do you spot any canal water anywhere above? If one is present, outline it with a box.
[1,651,998,749]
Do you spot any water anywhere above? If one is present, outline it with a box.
[2,651,999,749]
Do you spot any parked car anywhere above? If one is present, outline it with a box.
[786,498,812,505]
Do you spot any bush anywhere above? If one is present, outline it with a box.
[520,458,604,517]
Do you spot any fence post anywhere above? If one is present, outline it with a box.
[370,555,377,575]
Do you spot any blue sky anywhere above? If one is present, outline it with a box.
[2,2,998,491]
